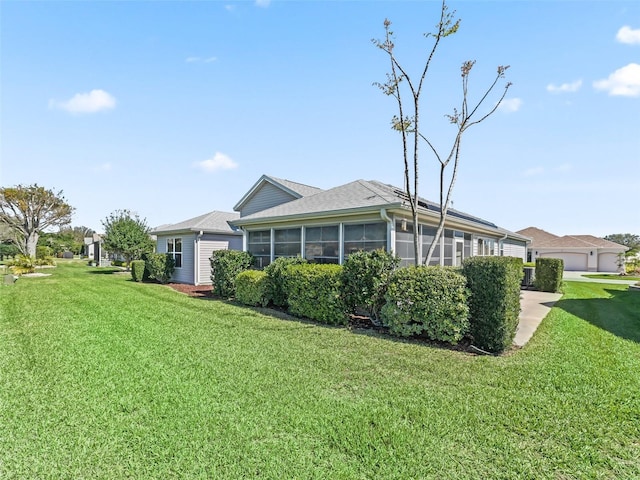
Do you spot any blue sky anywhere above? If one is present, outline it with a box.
[1,0,639,237]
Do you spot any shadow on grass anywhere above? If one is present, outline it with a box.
[554,288,640,343]
[86,268,125,275]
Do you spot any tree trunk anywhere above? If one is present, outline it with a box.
[26,231,39,258]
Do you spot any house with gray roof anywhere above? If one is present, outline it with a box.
[232,175,529,268]
[152,211,242,285]
[516,226,627,272]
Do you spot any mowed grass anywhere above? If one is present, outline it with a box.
[1,262,639,479]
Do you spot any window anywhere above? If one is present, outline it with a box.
[344,222,387,257]
[274,228,301,258]
[422,226,440,266]
[477,238,496,256]
[395,219,415,266]
[167,238,182,268]
[305,225,339,264]
[248,230,271,268]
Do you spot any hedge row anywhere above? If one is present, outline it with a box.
[534,257,564,293]
[463,256,523,353]
[219,249,528,353]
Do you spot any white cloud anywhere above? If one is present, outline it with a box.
[255,0,271,7]
[185,56,217,63]
[523,167,544,177]
[193,152,238,173]
[616,26,640,45]
[546,80,582,94]
[593,63,640,97]
[498,97,522,113]
[554,163,572,173]
[49,89,116,113]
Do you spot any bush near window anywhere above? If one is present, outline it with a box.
[341,249,399,322]
[284,264,347,325]
[463,256,524,353]
[210,250,253,298]
[130,260,145,282]
[534,257,564,293]
[264,256,307,307]
[236,270,270,307]
[144,253,175,284]
[381,266,469,343]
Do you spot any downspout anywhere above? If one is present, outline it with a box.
[195,230,203,285]
[380,208,393,253]
[498,232,508,257]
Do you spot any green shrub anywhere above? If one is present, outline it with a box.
[284,264,347,325]
[463,256,524,353]
[210,250,253,298]
[381,266,469,343]
[341,249,399,321]
[7,255,36,275]
[534,257,564,293]
[144,253,175,284]
[131,260,145,282]
[36,245,53,259]
[264,256,307,307]
[34,256,56,266]
[236,270,270,307]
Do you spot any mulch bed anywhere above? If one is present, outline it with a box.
[167,283,213,298]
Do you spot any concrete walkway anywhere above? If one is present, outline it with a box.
[514,290,563,347]
[513,272,637,348]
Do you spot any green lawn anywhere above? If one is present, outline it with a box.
[1,261,639,479]
[582,273,640,281]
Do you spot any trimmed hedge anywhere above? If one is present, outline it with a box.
[284,264,347,325]
[236,270,270,307]
[144,253,176,284]
[130,260,145,282]
[210,250,253,298]
[462,256,524,353]
[380,266,469,343]
[534,257,564,293]
[264,256,307,307]
[341,249,399,322]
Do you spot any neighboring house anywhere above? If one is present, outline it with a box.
[84,233,110,266]
[152,211,242,285]
[232,175,529,268]
[516,227,628,272]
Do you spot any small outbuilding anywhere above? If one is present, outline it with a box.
[152,211,242,285]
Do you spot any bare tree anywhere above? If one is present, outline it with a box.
[0,184,74,257]
[373,0,511,265]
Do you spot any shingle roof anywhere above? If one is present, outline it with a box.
[233,180,401,221]
[233,179,528,240]
[152,211,241,235]
[516,227,558,247]
[516,227,627,250]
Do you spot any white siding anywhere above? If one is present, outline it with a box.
[156,233,196,284]
[241,182,297,217]
[197,234,243,285]
[502,239,527,261]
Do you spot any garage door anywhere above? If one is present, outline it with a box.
[598,253,618,273]
[541,253,587,271]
